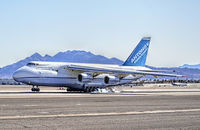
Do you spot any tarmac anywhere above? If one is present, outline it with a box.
[0,84,200,130]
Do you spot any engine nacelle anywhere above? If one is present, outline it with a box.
[104,75,119,84]
[78,73,93,83]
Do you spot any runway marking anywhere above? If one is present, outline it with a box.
[38,112,49,114]
[0,109,200,120]
[24,105,38,107]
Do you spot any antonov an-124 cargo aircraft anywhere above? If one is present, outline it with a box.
[13,37,183,92]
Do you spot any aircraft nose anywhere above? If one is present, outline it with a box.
[13,71,19,81]
[12,66,35,82]
[13,70,23,82]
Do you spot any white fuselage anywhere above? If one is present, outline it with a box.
[13,61,149,90]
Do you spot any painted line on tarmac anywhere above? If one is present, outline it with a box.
[0,109,200,120]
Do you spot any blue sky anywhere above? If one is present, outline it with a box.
[0,0,200,67]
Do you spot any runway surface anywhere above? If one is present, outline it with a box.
[0,85,200,130]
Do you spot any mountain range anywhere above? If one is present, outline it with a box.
[179,64,200,69]
[0,50,199,79]
[0,50,123,79]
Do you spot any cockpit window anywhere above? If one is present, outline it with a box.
[26,63,39,66]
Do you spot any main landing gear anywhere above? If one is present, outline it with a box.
[31,86,40,92]
[83,87,97,93]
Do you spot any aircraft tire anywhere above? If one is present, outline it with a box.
[31,88,35,92]
[89,87,93,92]
[92,87,96,92]
[36,88,40,92]
[86,87,90,93]
[31,87,40,92]
[83,87,88,93]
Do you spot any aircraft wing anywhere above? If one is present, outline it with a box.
[66,64,183,77]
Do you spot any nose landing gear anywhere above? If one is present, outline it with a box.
[31,86,40,92]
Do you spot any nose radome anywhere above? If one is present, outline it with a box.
[12,68,26,82]
[13,70,24,82]
[12,66,36,82]
[12,71,19,81]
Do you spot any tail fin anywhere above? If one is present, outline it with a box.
[123,37,151,66]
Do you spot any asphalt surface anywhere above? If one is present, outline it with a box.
[0,85,200,130]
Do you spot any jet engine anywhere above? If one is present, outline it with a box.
[104,75,119,84]
[78,73,93,83]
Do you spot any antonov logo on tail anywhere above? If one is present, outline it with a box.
[131,42,149,64]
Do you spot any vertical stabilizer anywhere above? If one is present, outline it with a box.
[123,37,151,66]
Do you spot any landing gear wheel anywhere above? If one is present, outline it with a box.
[31,88,35,91]
[88,88,92,92]
[92,87,96,92]
[31,86,40,92]
[83,89,87,93]
[90,87,96,92]
[84,87,95,93]
[35,88,40,92]
[86,87,90,93]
